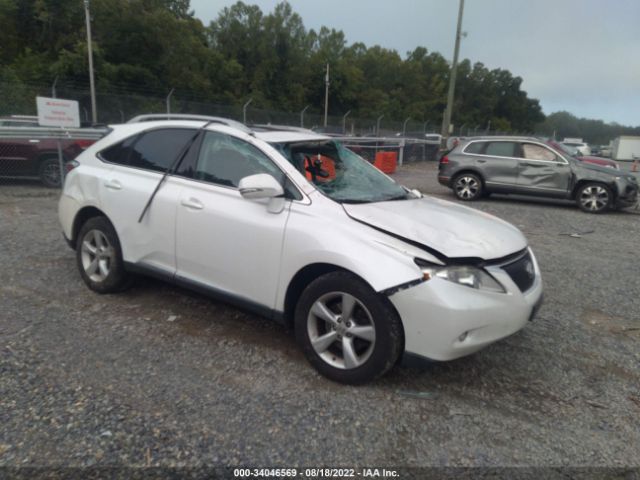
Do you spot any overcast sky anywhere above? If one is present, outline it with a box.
[190,0,640,126]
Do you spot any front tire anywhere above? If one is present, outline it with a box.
[294,272,403,384]
[453,172,483,201]
[576,183,611,213]
[76,216,131,293]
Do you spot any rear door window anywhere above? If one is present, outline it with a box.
[128,128,197,172]
[484,142,518,158]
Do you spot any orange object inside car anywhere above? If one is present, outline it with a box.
[305,154,336,182]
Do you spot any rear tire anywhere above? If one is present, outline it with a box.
[76,216,131,293]
[453,172,483,201]
[38,157,62,188]
[294,272,403,384]
[576,182,611,213]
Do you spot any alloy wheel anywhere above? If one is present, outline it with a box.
[579,185,609,212]
[455,176,479,199]
[80,229,115,283]
[307,292,376,370]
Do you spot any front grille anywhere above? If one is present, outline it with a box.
[502,251,536,293]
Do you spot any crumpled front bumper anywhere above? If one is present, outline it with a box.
[389,248,543,363]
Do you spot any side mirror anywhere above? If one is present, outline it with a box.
[238,173,284,200]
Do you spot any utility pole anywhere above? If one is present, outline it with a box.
[84,0,97,124]
[441,0,465,144]
[323,63,330,128]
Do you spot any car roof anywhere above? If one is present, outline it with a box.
[111,118,332,144]
[464,136,541,142]
[253,130,331,144]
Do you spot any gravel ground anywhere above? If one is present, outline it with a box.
[1,163,639,472]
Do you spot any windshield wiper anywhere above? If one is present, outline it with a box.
[338,199,374,204]
[138,121,213,223]
[382,194,409,201]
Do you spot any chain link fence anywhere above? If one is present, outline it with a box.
[0,79,540,191]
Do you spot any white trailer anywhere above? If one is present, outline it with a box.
[612,136,640,161]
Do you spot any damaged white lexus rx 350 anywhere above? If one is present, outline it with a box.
[59,115,543,384]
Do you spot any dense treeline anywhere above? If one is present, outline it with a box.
[0,0,636,140]
[536,112,640,146]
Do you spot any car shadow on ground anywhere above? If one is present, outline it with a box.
[120,275,532,392]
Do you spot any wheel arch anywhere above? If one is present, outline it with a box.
[38,152,66,162]
[283,263,350,330]
[282,263,400,329]
[71,206,111,248]
[282,263,406,355]
[572,179,617,200]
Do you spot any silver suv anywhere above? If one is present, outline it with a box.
[438,137,638,213]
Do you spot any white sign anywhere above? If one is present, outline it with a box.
[36,96,80,128]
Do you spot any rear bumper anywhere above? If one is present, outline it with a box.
[390,249,543,362]
[437,175,450,187]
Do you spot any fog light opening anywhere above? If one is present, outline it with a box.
[458,331,469,342]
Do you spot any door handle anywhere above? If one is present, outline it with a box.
[104,179,122,190]
[29,139,40,143]
[477,159,487,163]
[181,198,204,210]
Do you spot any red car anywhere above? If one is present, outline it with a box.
[546,140,619,170]
[0,117,96,187]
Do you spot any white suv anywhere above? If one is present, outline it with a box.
[59,115,543,384]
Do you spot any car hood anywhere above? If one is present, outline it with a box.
[579,156,618,168]
[574,159,620,176]
[343,197,527,261]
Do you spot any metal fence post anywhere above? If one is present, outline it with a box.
[300,105,310,128]
[342,110,351,134]
[166,88,174,116]
[243,98,253,125]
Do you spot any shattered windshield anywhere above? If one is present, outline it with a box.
[272,140,411,203]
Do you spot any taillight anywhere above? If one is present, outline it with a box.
[74,139,94,150]
[65,160,80,173]
[440,155,449,165]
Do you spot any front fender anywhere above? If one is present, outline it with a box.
[274,203,441,311]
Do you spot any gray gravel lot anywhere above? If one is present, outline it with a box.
[1,162,639,470]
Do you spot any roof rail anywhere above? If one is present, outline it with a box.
[250,123,315,134]
[126,114,252,133]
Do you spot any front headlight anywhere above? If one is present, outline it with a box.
[416,260,506,293]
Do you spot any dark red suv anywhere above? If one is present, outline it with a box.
[0,117,96,187]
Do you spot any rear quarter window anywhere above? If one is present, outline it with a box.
[99,135,138,165]
[463,142,486,154]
